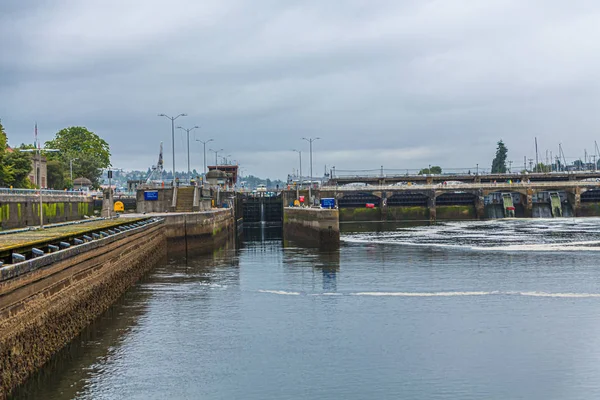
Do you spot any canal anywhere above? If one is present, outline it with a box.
[12,218,600,399]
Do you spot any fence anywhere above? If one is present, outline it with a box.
[0,188,92,198]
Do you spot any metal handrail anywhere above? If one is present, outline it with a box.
[321,181,600,191]
[0,188,91,197]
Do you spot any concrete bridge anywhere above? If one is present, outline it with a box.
[328,171,600,186]
[318,181,600,221]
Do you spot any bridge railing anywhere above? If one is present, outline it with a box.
[0,188,92,197]
[320,181,600,191]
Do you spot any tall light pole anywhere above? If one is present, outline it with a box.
[196,138,214,177]
[302,137,320,205]
[158,113,187,184]
[210,148,223,169]
[22,146,59,228]
[292,149,302,198]
[69,157,78,183]
[177,125,199,184]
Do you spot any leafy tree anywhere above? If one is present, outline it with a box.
[418,166,442,175]
[0,119,10,186]
[491,140,508,173]
[45,126,111,188]
[47,160,66,189]
[4,150,34,188]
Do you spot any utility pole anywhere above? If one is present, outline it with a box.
[69,158,78,183]
[534,137,539,173]
[508,160,513,173]
[210,148,223,170]
[529,159,534,172]
[292,149,302,195]
[195,138,214,180]
[302,137,320,206]
[177,125,199,184]
[21,124,59,228]
[158,113,187,184]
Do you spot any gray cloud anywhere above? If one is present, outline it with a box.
[2,0,600,178]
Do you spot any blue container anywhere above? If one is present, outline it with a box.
[320,198,336,209]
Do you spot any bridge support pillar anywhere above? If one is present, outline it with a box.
[475,193,485,219]
[428,192,436,222]
[566,187,581,217]
[524,189,533,218]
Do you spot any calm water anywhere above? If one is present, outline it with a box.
[13,218,600,400]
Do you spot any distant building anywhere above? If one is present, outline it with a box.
[29,154,48,188]
[207,165,238,186]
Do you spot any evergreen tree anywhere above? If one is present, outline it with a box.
[491,140,508,173]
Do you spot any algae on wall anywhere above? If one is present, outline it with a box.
[339,207,381,222]
[436,205,476,220]
[385,206,429,221]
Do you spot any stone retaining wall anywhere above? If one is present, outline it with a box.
[0,221,166,397]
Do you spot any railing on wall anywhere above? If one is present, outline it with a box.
[0,188,92,197]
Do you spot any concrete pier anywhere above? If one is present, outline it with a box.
[283,207,340,249]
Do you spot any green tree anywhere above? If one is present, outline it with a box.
[4,150,33,188]
[0,119,10,186]
[47,159,66,189]
[418,166,442,175]
[491,140,508,173]
[45,126,111,188]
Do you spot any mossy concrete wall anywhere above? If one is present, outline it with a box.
[579,203,600,217]
[283,208,340,249]
[339,207,381,222]
[435,205,477,220]
[384,206,430,221]
[0,195,93,230]
[0,221,166,397]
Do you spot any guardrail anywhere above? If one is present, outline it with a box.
[0,188,91,197]
[321,181,600,191]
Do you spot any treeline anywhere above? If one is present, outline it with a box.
[1,120,111,189]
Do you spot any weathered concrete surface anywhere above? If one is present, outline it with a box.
[283,207,340,249]
[0,195,94,230]
[136,187,213,214]
[0,220,166,398]
[0,217,144,261]
[127,209,235,255]
[436,205,477,220]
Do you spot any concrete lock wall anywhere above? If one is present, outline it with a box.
[0,195,94,230]
[136,188,174,213]
[0,221,167,396]
[161,209,235,255]
[283,208,340,249]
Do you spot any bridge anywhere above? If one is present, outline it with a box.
[327,171,600,186]
[318,181,600,221]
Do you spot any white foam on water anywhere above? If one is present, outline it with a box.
[515,291,600,298]
[351,291,495,297]
[258,290,301,296]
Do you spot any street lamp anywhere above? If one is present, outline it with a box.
[302,137,320,206]
[292,149,302,199]
[22,146,60,228]
[69,157,78,183]
[195,138,214,176]
[158,113,187,184]
[209,148,224,169]
[177,125,199,184]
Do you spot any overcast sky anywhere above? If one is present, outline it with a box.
[2,0,600,178]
